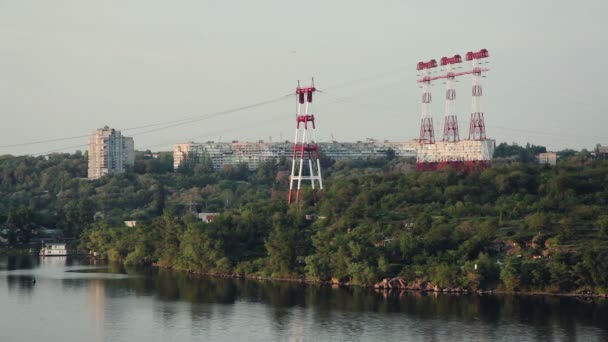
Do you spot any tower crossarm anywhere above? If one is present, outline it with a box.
[296,114,316,129]
[466,49,489,61]
[293,143,319,153]
[417,67,489,83]
[296,84,316,104]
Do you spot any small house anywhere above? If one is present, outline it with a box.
[197,213,219,223]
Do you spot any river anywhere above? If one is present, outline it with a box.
[0,255,606,342]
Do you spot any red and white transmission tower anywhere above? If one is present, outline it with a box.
[417,59,438,144]
[441,55,462,142]
[467,49,490,140]
[288,80,323,205]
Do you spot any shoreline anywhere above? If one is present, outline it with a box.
[152,263,608,300]
[0,248,35,256]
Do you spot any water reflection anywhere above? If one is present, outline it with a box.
[5,254,39,270]
[1,255,607,342]
[89,279,105,338]
[92,266,608,338]
[93,267,608,332]
[6,274,36,293]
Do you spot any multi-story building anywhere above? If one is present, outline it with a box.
[536,152,557,166]
[594,145,608,159]
[88,126,135,179]
[173,139,417,171]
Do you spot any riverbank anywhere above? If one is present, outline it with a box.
[4,253,608,342]
[0,247,34,256]
[151,263,608,300]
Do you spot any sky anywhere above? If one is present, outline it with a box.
[0,0,607,155]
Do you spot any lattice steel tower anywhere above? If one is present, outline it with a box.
[441,54,462,142]
[467,49,489,140]
[417,59,438,144]
[288,80,323,205]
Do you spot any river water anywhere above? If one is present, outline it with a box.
[0,255,606,342]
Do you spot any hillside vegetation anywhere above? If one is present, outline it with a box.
[1,145,607,294]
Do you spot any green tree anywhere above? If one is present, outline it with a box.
[500,259,520,291]
[265,224,295,277]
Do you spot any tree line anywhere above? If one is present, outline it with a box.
[1,144,608,293]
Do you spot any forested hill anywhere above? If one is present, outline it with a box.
[1,146,608,294]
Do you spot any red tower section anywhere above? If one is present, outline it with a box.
[440,54,462,142]
[417,59,438,144]
[466,49,489,140]
[288,80,323,205]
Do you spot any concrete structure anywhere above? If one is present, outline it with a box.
[537,152,557,166]
[595,145,608,159]
[197,213,219,223]
[88,126,135,180]
[417,139,496,170]
[173,140,417,171]
[415,49,493,171]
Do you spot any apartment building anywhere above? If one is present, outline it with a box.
[536,152,557,166]
[173,140,417,171]
[88,126,135,179]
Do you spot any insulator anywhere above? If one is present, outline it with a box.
[472,85,483,96]
[422,93,432,103]
[446,89,456,100]
[307,92,312,103]
[299,93,305,104]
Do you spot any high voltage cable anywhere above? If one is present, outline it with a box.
[0,65,443,149]
[0,94,292,150]
[139,112,287,151]
[30,143,89,156]
[0,134,92,148]
[320,65,409,91]
[1,69,605,159]
[127,94,291,139]
[3,65,410,149]
[0,118,194,149]
[489,125,607,141]
[0,94,292,159]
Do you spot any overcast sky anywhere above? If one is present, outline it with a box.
[0,0,607,155]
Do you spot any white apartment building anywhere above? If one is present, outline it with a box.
[88,126,135,179]
[537,152,557,166]
[173,140,417,171]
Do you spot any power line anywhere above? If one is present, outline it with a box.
[489,125,608,141]
[139,112,287,151]
[320,65,409,91]
[30,143,90,156]
[1,65,413,150]
[127,94,291,139]
[0,93,292,150]
[0,134,91,149]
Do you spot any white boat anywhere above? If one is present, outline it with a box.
[39,242,68,256]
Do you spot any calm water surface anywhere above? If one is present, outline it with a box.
[0,255,607,342]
